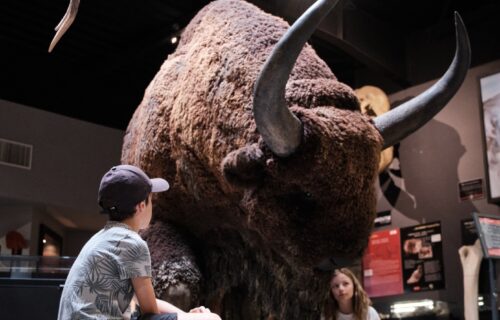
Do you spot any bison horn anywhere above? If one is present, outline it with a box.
[48,0,81,52]
[253,0,340,157]
[374,13,471,149]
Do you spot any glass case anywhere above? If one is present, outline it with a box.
[0,255,75,281]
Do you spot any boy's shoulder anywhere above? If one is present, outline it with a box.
[89,223,146,247]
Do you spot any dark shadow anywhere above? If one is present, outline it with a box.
[395,119,478,219]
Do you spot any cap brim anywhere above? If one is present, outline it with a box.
[151,178,169,192]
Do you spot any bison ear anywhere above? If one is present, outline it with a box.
[221,143,266,188]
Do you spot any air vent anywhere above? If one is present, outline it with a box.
[0,138,33,169]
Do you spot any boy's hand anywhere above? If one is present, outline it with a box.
[189,306,211,313]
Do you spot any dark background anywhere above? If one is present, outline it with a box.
[1,0,499,130]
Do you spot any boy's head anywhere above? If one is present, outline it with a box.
[98,165,169,221]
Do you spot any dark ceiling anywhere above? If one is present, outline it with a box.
[1,0,499,130]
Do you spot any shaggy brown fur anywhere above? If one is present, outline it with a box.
[122,0,382,317]
[140,221,201,307]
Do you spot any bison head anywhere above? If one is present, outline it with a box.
[50,0,469,280]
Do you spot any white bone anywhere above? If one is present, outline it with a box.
[459,239,483,320]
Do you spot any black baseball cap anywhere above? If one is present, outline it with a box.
[98,165,169,214]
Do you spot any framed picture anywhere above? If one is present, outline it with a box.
[479,71,500,204]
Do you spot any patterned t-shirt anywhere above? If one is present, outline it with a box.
[58,221,152,320]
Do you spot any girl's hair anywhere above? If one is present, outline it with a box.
[324,268,372,320]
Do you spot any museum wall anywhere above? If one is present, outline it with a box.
[0,100,124,254]
[0,100,124,212]
[371,59,500,316]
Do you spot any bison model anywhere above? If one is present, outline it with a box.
[50,0,470,318]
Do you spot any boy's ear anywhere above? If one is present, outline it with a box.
[135,200,146,213]
[221,143,266,188]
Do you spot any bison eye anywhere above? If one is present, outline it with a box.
[279,191,317,222]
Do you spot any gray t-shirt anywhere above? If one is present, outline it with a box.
[58,221,152,320]
[337,306,380,320]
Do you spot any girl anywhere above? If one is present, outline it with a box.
[325,268,380,320]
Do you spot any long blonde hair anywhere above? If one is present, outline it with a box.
[324,268,372,320]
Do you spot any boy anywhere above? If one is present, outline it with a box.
[58,165,221,320]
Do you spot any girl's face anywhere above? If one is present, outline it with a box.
[331,272,354,303]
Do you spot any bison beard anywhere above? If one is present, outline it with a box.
[118,0,462,318]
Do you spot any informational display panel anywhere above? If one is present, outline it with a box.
[473,212,500,259]
[363,221,445,297]
[362,228,403,297]
[458,178,484,201]
[400,221,445,292]
[461,218,478,245]
[461,217,491,294]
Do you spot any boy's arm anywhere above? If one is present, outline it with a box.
[131,277,159,315]
[132,277,187,315]
[132,277,221,319]
[156,298,187,314]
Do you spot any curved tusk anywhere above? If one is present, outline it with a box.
[253,0,340,157]
[373,12,471,149]
[48,0,81,53]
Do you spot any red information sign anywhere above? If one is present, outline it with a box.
[362,228,403,297]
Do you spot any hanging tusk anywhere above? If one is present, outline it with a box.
[48,0,81,52]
